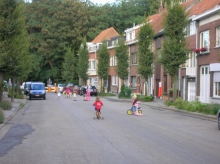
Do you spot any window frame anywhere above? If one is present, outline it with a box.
[200,30,210,50]
[112,76,117,85]
[213,82,220,97]
[131,76,136,88]
[216,26,220,47]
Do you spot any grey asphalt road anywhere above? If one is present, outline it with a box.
[0,93,219,164]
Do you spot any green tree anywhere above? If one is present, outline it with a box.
[137,20,154,95]
[0,0,30,102]
[78,37,89,85]
[115,37,129,83]
[97,41,109,92]
[62,47,77,83]
[25,0,90,82]
[160,2,189,101]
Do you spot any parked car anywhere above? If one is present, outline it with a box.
[3,80,8,92]
[79,86,98,96]
[89,86,98,96]
[20,82,25,91]
[29,82,46,100]
[217,109,220,130]
[24,81,32,95]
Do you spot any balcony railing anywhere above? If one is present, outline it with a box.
[186,67,196,76]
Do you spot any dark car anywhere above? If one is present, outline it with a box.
[79,86,97,96]
[29,82,46,100]
[90,86,98,96]
[24,81,32,95]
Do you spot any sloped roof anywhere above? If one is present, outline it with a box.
[92,27,119,43]
[148,0,220,36]
[188,0,220,16]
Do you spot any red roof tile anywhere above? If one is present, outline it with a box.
[148,0,220,35]
[92,27,119,43]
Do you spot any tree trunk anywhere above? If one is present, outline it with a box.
[11,77,15,102]
[101,78,103,93]
[0,72,4,103]
[172,75,178,102]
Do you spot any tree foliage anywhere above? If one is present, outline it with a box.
[0,0,30,102]
[78,37,89,85]
[62,47,77,83]
[25,0,90,83]
[137,20,154,80]
[160,2,189,100]
[115,37,129,82]
[97,41,109,92]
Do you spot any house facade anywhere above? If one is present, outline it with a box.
[81,0,220,105]
[192,5,220,104]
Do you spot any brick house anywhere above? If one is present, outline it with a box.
[192,4,220,103]
[82,27,119,92]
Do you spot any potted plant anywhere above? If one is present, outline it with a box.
[162,92,169,100]
[200,47,207,52]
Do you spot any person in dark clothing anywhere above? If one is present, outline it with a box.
[83,86,87,101]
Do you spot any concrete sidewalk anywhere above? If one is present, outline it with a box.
[0,98,27,129]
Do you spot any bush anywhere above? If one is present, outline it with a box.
[118,84,132,98]
[0,108,4,124]
[98,92,116,96]
[174,97,183,109]
[0,100,12,110]
[138,95,154,102]
[164,100,174,106]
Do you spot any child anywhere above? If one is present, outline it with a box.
[131,96,138,112]
[73,88,77,101]
[86,88,90,101]
[57,88,61,99]
[92,96,103,116]
[83,86,87,101]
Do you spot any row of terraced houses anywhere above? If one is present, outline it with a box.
[79,0,220,104]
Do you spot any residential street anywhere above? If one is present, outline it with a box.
[0,93,219,164]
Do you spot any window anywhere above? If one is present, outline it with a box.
[200,30,210,50]
[110,56,117,66]
[214,82,220,97]
[201,66,209,75]
[186,51,195,67]
[216,26,220,47]
[189,21,196,36]
[110,57,112,66]
[93,77,98,86]
[131,76,136,88]
[112,76,117,85]
[131,53,137,64]
[92,60,96,69]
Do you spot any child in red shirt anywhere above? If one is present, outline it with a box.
[92,96,103,115]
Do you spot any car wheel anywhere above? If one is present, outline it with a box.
[218,114,220,130]
[44,95,46,100]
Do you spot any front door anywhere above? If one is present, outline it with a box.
[200,65,210,103]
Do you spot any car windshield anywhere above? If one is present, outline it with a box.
[32,84,45,90]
